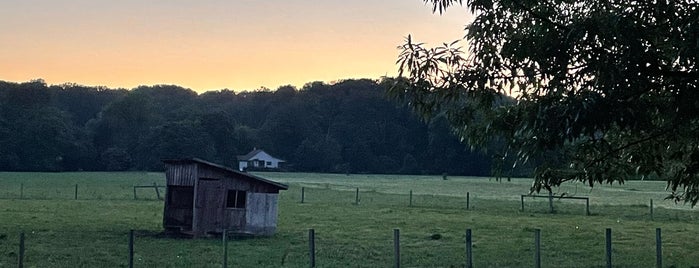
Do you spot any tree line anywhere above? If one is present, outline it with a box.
[0,78,501,175]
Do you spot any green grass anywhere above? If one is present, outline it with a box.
[1,172,698,267]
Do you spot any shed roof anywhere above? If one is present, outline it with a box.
[163,158,288,190]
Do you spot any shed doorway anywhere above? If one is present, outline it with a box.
[195,179,224,233]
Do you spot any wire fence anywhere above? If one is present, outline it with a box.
[0,181,693,221]
[3,227,673,268]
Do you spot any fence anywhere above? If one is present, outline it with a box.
[294,186,671,220]
[0,183,164,200]
[8,227,667,268]
[0,182,679,220]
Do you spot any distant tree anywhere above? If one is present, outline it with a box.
[200,112,239,164]
[390,0,699,204]
[294,136,343,172]
[0,78,494,174]
[142,120,215,169]
[0,81,78,171]
[101,147,132,171]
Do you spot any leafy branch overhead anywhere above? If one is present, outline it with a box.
[389,0,699,204]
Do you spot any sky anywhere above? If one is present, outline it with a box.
[0,0,470,93]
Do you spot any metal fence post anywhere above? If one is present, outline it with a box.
[309,229,315,268]
[301,187,305,203]
[74,184,78,200]
[128,230,134,268]
[650,199,654,220]
[394,229,400,268]
[18,232,25,268]
[605,228,612,268]
[355,187,359,205]
[656,228,662,268]
[466,229,473,268]
[534,229,541,268]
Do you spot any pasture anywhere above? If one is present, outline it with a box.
[1,172,698,267]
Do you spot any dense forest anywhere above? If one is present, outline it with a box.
[0,78,497,175]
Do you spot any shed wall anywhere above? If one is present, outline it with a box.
[245,193,278,235]
[166,163,197,186]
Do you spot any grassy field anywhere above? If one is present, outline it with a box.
[0,172,698,267]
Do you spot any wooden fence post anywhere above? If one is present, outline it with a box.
[534,229,541,268]
[466,192,470,210]
[548,191,554,213]
[309,229,315,268]
[222,229,228,268]
[586,198,590,216]
[656,228,662,268]
[153,182,161,200]
[128,230,134,268]
[18,232,25,268]
[605,228,612,268]
[301,187,305,203]
[74,184,78,200]
[466,229,473,268]
[394,229,400,268]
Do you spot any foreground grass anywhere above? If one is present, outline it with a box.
[0,172,698,267]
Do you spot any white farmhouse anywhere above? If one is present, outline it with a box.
[237,149,285,171]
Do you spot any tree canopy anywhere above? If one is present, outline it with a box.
[0,79,495,175]
[389,0,699,204]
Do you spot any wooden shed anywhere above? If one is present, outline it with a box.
[162,158,288,236]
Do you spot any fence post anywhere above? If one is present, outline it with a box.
[309,229,315,268]
[128,230,134,268]
[466,229,473,268]
[548,191,554,213]
[154,182,161,200]
[18,232,25,268]
[466,192,470,210]
[656,228,662,268]
[521,195,524,211]
[605,228,612,268]
[75,184,78,200]
[20,183,24,199]
[394,229,400,268]
[133,186,137,200]
[355,187,359,205]
[222,229,228,268]
[409,190,413,207]
[650,199,654,220]
[534,229,541,268]
[586,198,590,216]
[301,187,305,203]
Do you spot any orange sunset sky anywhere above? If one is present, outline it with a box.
[0,0,470,93]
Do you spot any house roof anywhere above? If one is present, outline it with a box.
[162,158,288,190]
[236,149,285,162]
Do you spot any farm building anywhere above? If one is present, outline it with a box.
[237,149,286,171]
[162,158,288,237]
